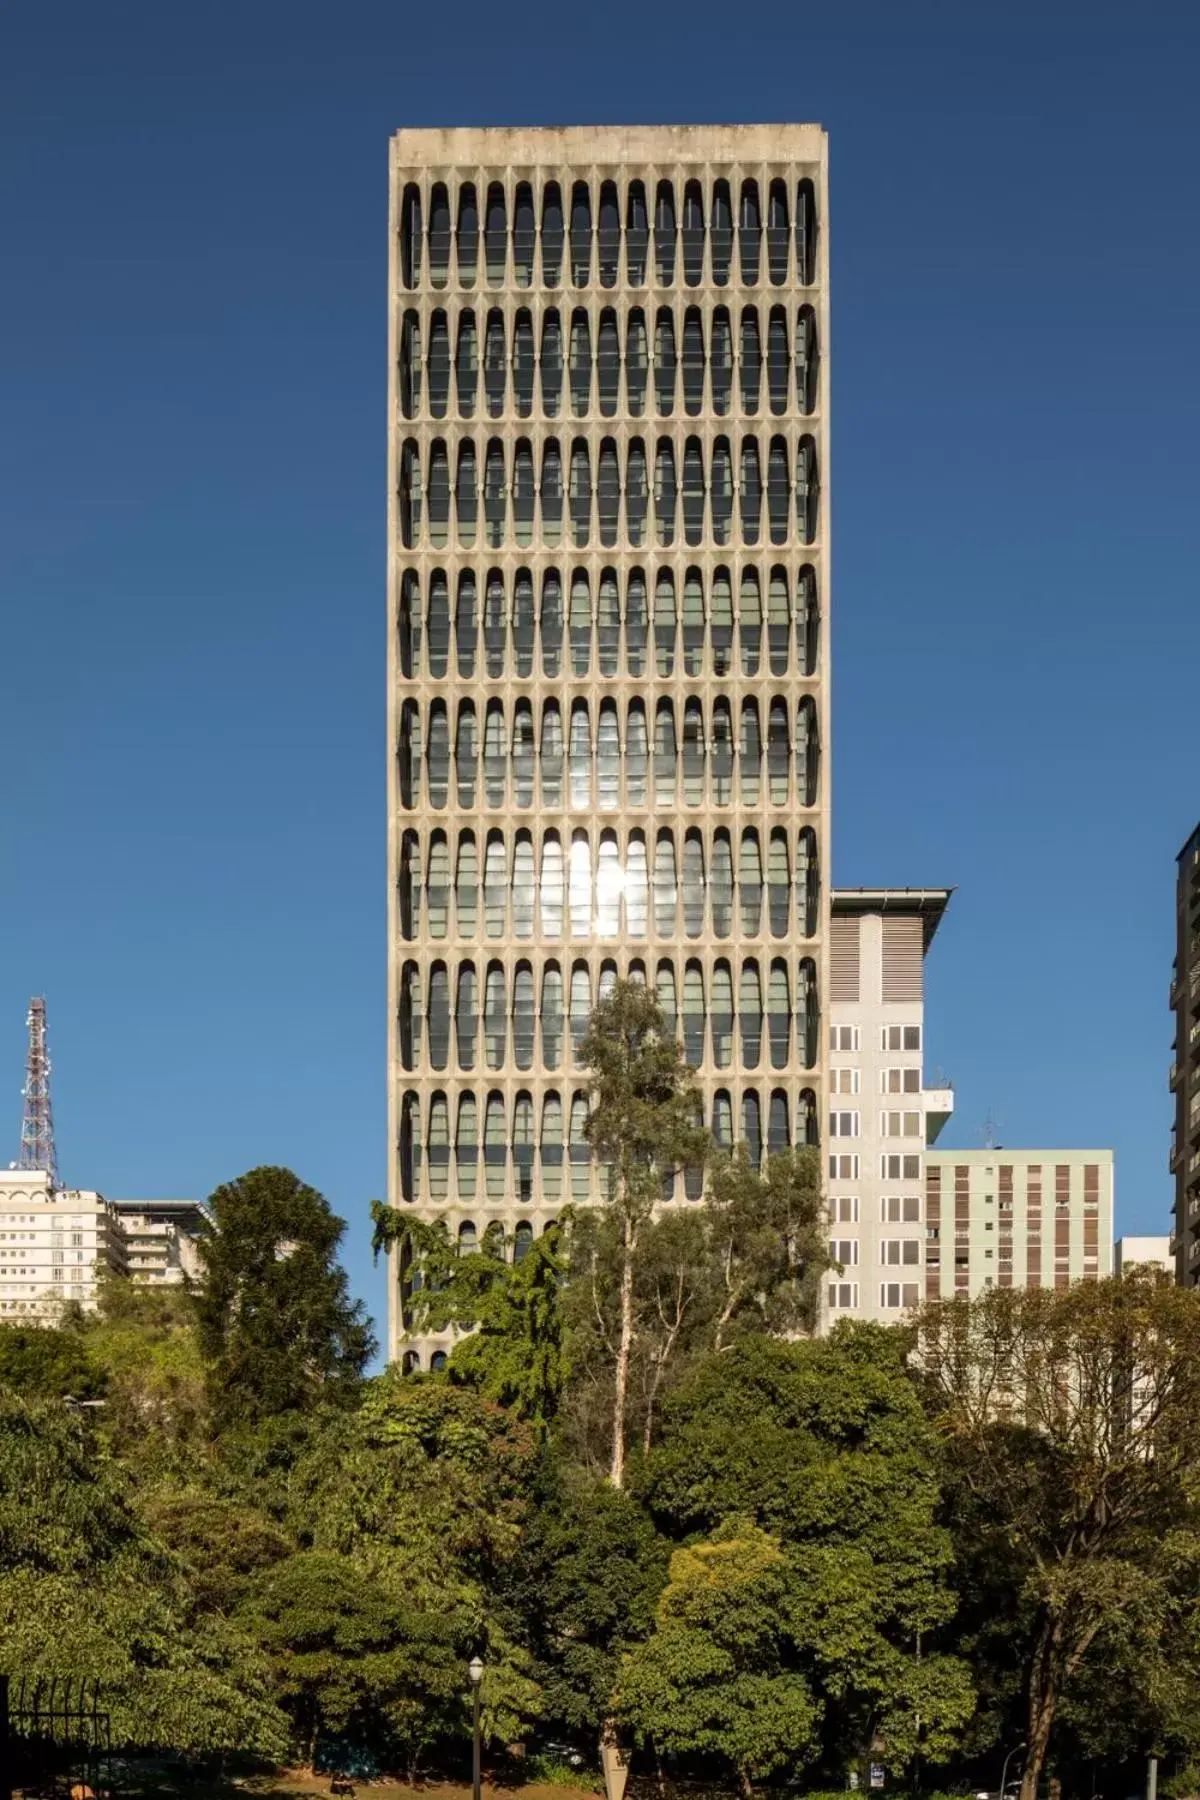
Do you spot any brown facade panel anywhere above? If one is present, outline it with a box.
[881,915,922,1003]
[829,915,861,1003]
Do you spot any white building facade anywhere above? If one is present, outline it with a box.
[0,1170,128,1320]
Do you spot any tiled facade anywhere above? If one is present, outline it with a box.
[387,125,831,1365]
[924,1150,1113,1298]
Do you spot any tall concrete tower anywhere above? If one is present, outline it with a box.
[387,125,831,1365]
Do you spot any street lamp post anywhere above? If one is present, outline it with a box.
[1000,1742,1027,1800]
[468,1656,484,1800]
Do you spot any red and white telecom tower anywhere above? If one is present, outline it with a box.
[17,996,59,1190]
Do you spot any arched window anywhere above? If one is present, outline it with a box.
[540,701,564,807]
[681,699,705,805]
[740,309,761,414]
[540,568,563,675]
[654,699,677,806]
[400,183,422,289]
[681,179,705,285]
[513,441,535,547]
[710,307,733,418]
[427,440,450,548]
[711,831,734,938]
[767,961,790,1068]
[430,1349,448,1372]
[484,309,506,416]
[626,439,648,547]
[767,698,790,804]
[742,1089,763,1168]
[428,962,450,1070]
[429,183,451,287]
[654,440,676,547]
[485,1092,506,1202]
[796,565,818,675]
[739,436,761,544]
[541,311,563,417]
[484,961,506,1069]
[484,182,507,285]
[415,309,437,418]
[597,703,621,810]
[455,312,478,416]
[541,834,564,939]
[483,574,506,677]
[513,182,535,286]
[397,569,419,681]
[398,699,420,809]
[740,699,761,805]
[796,179,817,285]
[712,698,734,804]
[541,1092,564,1202]
[399,830,420,940]
[654,180,676,285]
[569,309,591,417]
[711,961,734,1068]
[512,831,535,934]
[711,567,734,674]
[483,439,506,547]
[426,701,450,809]
[656,959,678,1041]
[768,568,790,674]
[399,440,420,547]
[797,827,819,937]
[682,570,705,674]
[483,699,506,806]
[456,1093,478,1201]
[739,568,761,674]
[513,1095,535,1204]
[798,1088,817,1149]
[426,834,449,939]
[626,702,648,806]
[598,180,620,287]
[569,962,592,1063]
[682,307,704,415]
[426,571,449,678]
[653,831,677,936]
[768,1091,790,1158]
[569,439,591,547]
[711,179,733,285]
[713,1089,734,1152]
[541,440,563,547]
[455,571,477,676]
[597,310,620,417]
[568,832,592,937]
[569,181,592,286]
[597,439,620,547]
[682,830,706,938]
[767,179,789,285]
[512,703,535,809]
[542,963,564,1068]
[455,440,477,548]
[767,436,790,544]
[625,569,648,674]
[455,834,478,937]
[513,310,535,417]
[739,961,763,1069]
[738,179,761,285]
[512,968,535,1071]
[455,183,478,286]
[483,831,507,937]
[796,305,817,414]
[739,830,763,937]
[626,181,648,285]
[398,964,420,1070]
[597,830,621,933]
[682,962,705,1067]
[569,1093,591,1202]
[569,701,592,808]
[767,305,790,415]
[768,829,791,938]
[626,310,648,416]
[626,831,648,937]
[711,437,733,545]
[796,697,818,806]
[797,958,819,1069]
[654,309,676,415]
[513,1217,534,1264]
[653,571,676,675]
[399,1088,419,1201]
[428,1093,450,1202]
[797,435,819,544]
[514,570,536,676]
[541,182,563,286]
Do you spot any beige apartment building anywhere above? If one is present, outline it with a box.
[387,125,831,1364]
[0,1169,128,1319]
[924,1149,1113,1298]
[109,1199,210,1285]
[826,889,954,1323]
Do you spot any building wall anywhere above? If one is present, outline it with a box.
[1171,825,1200,1284]
[0,1171,128,1321]
[387,124,832,1365]
[827,907,952,1324]
[924,1150,1113,1299]
[110,1202,208,1284]
[1114,1234,1172,1277]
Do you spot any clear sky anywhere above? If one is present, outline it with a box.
[1,0,1196,1347]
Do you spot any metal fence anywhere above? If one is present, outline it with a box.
[0,1675,112,1800]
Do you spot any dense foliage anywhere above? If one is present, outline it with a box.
[6,1056,1200,1796]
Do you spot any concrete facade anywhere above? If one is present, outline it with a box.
[1170,824,1200,1284]
[109,1199,209,1285]
[924,1149,1113,1300]
[387,125,831,1365]
[826,889,953,1324]
[1114,1234,1172,1277]
[0,1170,128,1320]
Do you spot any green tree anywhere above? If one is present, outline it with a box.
[195,1166,374,1427]
[0,1321,102,1401]
[84,1275,208,1469]
[918,1274,1200,1800]
[703,1145,828,1348]
[578,980,709,1486]
[636,1329,974,1780]
[619,1519,820,1798]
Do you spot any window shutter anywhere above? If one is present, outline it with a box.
[881,917,922,1002]
[829,916,860,1001]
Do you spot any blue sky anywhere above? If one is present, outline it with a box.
[1,0,1196,1348]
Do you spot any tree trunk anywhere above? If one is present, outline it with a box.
[1020,1614,1061,1800]
[737,1766,755,1800]
[610,1210,636,1487]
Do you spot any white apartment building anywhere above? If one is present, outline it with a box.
[925,1149,1113,1298]
[0,1170,128,1320]
[1114,1234,1172,1277]
[109,1199,209,1285]
[825,889,953,1325]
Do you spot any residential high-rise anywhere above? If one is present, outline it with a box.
[109,1199,210,1285]
[387,126,831,1365]
[0,1170,128,1320]
[924,1150,1113,1297]
[1171,822,1200,1285]
[825,888,954,1323]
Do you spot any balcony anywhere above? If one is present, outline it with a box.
[923,1085,954,1144]
[1171,1141,1183,1174]
[1171,1062,1182,1092]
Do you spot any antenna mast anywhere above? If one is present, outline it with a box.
[17,996,59,1188]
